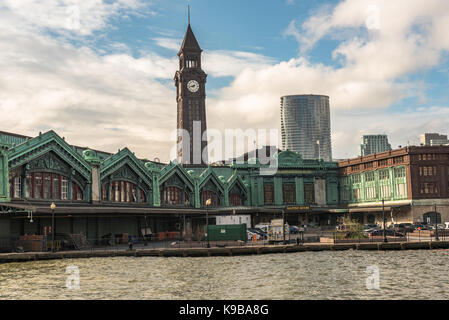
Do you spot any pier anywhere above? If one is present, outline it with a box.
[1,241,449,264]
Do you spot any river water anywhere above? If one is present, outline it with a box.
[0,250,448,300]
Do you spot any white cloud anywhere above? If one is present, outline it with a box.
[153,37,182,51]
[1,0,149,36]
[0,1,176,161]
[1,0,448,164]
[203,50,277,78]
[332,107,449,159]
[153,37,277,78]
[206,0,449,159]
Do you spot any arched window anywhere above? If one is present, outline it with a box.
[72,182,83,201]
[10,171,83,201]
[165,186,183,205]
[202,190,219,207]
[230,193,243,206]
[104,181,146,203]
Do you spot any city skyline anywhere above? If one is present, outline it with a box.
[0,0,448,163]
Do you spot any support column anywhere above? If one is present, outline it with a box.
[21,165,27,199]
[388,168,394,200]
[152,174,161,207]
[295,177,304,204]
[224,184,229,207]
[274,176,283,206]
[136,179,141,203]
[0,143,10,202]
[82,149,101,203]
[250,176,258,206]
[68,169,73,201]
[194,177,201,208]
[361,172,366,202]
[257,177,264,206]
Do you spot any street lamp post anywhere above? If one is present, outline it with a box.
[382,199,387,243]
[50,202,56,252]
[206,198,211,248]
[435,204,439,241]
[282,210,286,245]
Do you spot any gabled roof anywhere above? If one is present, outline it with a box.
[7,130,92,181]
[227,172,248,196]
[100,148,153,188]
[198,167,225,193]
[178,24,202,55]
[159,162,195,191]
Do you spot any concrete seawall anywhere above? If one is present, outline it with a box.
[1,241,448,264]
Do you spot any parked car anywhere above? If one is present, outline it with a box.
[368,229,404,237]
[363,224,380,234]
[289,225,304,234]
[410,224,430,231]
[394,223,414,234]
[428,224,446,230]
[364,224,380,230]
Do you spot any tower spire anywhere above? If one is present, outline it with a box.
[178,11,202,56]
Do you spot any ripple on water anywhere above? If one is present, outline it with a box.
[1,250,449,299]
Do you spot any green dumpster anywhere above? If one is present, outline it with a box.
[205,224,247,241]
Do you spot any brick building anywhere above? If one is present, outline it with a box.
[338,146,449,226]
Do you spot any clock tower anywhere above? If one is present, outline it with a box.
[174,22,208,166]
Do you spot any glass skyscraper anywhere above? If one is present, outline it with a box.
[280,94,332,161]
[360,134,392,156]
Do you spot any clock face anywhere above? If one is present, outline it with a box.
[187,80,200,93]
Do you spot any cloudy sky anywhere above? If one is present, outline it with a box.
[1,0,448,162]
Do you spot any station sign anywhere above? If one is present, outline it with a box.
[285,206,310,211]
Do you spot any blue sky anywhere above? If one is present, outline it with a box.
[0,0,448,162]
[88,0,345,89]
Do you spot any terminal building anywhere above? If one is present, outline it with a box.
[0,130,341,246]
[0,23,342,250]
[1,21,449,251]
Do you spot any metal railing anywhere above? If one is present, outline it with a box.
[2,228,448,253]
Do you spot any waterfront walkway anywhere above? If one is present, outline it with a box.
[1,241,449,264]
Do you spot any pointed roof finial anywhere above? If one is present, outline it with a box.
[188,5,190,25]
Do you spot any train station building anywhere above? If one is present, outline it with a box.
[1,22,448,250]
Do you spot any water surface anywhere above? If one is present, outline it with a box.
[1,250,448,299]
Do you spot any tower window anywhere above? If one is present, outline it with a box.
[186,60,197,68]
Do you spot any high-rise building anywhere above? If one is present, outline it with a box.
[420,133,449,146]
[280,94,332,161]
[360,134,392,156]
[174,22,208,166]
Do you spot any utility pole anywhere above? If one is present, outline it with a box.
[382,199,387,243]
